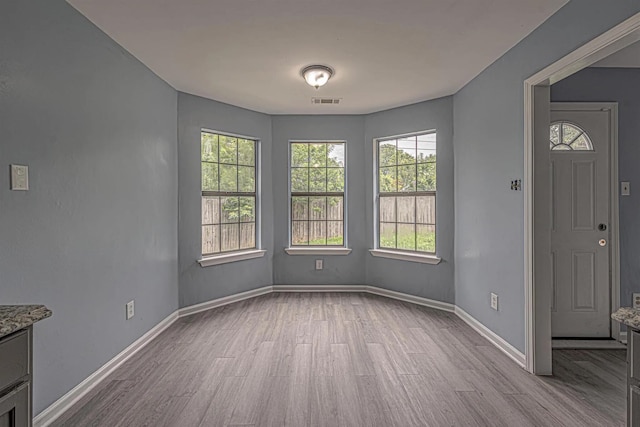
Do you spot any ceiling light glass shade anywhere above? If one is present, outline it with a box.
[301,65,334,89]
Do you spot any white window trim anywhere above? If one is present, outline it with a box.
[288,140,348,249]
[369,249,441,265]
[285,247,352,256]
[200,129,263,261]
[373,129,437,256]
[199,249,267,267]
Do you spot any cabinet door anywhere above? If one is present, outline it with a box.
[0,382,30,427]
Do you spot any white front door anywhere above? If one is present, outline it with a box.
[550,104,611,338]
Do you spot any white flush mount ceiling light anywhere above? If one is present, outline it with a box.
[301,65,334,89]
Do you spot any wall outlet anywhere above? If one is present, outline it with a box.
[315,259,323,270]
[634,293,640,309]
[10,164,29,191]
[126,300,135,320]
[490,293,499,311]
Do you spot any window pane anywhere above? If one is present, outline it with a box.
[397,223,416,251]
[562,124,581,145]
[238,139,255,166]
[309,221,327,245]
[380,196,396,223]
[219,136,237,164]
[291,143,309,167]
[398,165,416,192]
[417,163,436,191]
[328,143,345,167]
[202,163,218,191]
[417,224,435,253]
[292,197,309,220]
[397,137,417,165]
[238,166,255,192]
[291,168,309,192]
[219,164,237,192]
[417,150,436,163]
[397,196,415,223]
[238,197,255,222]
[416,195,436,225]
[221,224,240,252]
[240,223,256,249]
[327,168,344,192]
[221,197,239,223]
[309,167,327,192]
[379,141,397,167]
[202,225,220,255]
[202,196,220,225]
[379,222,397,249]
[292,221,309,245]
[309,144,327,167]
[327,221,343,245]
[417,133,436,152]
[327,196,343,220]
[379,166,397,192]
[310,197,327,220]
[550,124,560,145]
[201,133,218,162]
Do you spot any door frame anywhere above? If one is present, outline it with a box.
[524,13,640,375]
[550,101,619,339]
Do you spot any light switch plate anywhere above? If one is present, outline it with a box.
[622,181,631,196]
[10,164,29,191]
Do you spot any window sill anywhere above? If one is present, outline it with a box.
[369,249,441,265]
[285,247,352,256]
[198,249,267,267]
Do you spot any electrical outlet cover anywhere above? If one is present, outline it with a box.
[490,293,499,311]
[633,293,640,309]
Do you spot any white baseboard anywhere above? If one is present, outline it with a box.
[454,306,526,369]
[272,284,366,293]
[178,285,273,317]
[33,311,179,427]
[621,331,628,344]
[35,284,527,425]
[366,286,455,313]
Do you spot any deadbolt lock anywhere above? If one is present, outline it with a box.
[598,223,607,231]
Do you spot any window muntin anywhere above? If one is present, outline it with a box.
[201,131,257,256]
[550,122,593,151]
[290,142,345,246]
[376,132,436,254]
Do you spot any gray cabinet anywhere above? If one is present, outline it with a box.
[0,328,32,427]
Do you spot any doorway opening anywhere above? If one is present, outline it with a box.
[525,13,640,374]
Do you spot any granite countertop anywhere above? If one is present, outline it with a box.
[612,307,640,329]
[0,305,52,339]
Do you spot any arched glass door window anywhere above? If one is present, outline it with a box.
[550,122,593,151]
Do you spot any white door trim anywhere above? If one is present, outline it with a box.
[524,12,639,374]
[550,101,619,339]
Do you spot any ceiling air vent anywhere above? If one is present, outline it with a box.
[312,97,341,105]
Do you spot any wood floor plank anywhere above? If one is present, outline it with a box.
[54,292,626,427]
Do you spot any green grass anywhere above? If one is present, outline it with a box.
[380,230,435,253]
[308,236,344,246]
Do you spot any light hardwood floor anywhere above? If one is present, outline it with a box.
[54,292,626,426]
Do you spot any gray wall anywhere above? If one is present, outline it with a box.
[454,1,640,352]
[551,67,640,309]
[178,93,274,307]
[271,116,367,285]
[365,98,455,303]
[0,0,178,414]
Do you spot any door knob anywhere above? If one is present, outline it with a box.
[598,223,607,231]
[599,239,607,247]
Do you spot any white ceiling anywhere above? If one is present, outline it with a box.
[67,0,567,114]
[592,41,640,68]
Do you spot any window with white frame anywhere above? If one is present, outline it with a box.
[290,142,345,246]
[201,131,257,256]
[376,132,436,253]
